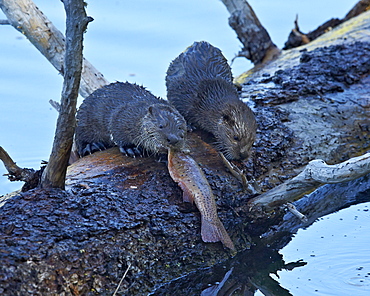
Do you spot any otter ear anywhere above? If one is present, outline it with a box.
[222,113,235,125]
[148,105,156,115]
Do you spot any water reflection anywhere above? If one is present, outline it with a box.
[150,241,306,296]
[276,202,370,296]
[150,174,370,296]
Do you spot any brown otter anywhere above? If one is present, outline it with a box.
[75,82,187,157]
[166,41,257,160]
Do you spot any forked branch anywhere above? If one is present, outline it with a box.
[249,152,370,212]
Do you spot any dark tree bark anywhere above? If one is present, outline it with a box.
[220,0,280,64]
[41,0,92,189]
[283,0,370,49]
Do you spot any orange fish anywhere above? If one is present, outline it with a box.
[168,149,235,250]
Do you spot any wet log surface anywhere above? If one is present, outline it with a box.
[1,10,370,296]
[0,134,253,295]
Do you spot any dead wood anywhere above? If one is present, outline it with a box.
[249,152,370,212]
[0,0,108,97]
[0,2,370,295]
[0,147,36,184]
[40,0,92,189]
[220,0,280,65]
[344,0,370,21]
[284,0,370,49]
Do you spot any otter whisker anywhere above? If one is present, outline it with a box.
[75,81,187,159]
[166,41,256,161]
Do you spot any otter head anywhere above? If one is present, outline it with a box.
[215,102,257,160]
[139,104,187,154]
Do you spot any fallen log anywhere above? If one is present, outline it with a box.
[0,4,370,296]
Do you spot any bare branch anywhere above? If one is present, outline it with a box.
[113,263,132,296]
[49,99,61,112]
[0,146,36,183]
[0,0,108,97]
[41,0,92,189]
[220,0,280,65]
[286,203,307,223]
[219,152,261,193]
[249,152,370,211]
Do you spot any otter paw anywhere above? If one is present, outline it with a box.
[186,123,195,132]
[119,146,144,158]
[81,142,107,156]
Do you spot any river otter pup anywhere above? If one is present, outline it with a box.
[75,82,187,157]
[166,41,257,160]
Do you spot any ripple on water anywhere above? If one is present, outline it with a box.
[274,203,370,296]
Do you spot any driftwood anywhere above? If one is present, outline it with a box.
[284,0,370,49]
[0,0,108,97]
[249,152,370,212]
[40,0,92,189]
[0,1,370,295]
[220,0,280,64]
[0,147,37,187]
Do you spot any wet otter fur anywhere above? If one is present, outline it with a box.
[166,41,257,160]
[75,82,187,157]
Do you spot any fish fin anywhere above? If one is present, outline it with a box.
[178,182,194,203]
[201,218,235,250]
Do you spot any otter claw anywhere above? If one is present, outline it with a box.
[80,142,107,157]
[119,146,144,158]
[119,146,136,157]
[133,147,143,157]
[91,142,106,152]
[126,148,136,158]
[119,146,128,155]
[95,142,107,151]
[81,144,92,156]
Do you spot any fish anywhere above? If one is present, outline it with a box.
[167,148,235,250]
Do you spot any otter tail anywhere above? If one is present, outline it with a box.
[201,217,235,250]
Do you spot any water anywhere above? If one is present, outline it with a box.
[0,1,366,295]
[273,203,370,296]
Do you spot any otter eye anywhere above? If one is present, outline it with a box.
[234,136,240,141]
[159,124,164,129]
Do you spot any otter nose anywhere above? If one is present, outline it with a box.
[167,134,180,146]
[239,147,251,160]
[240,151,249,160]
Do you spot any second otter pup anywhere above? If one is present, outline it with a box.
[75,82,187,157]
[166,41,257,160]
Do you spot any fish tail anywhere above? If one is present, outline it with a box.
[201,217,235,250]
